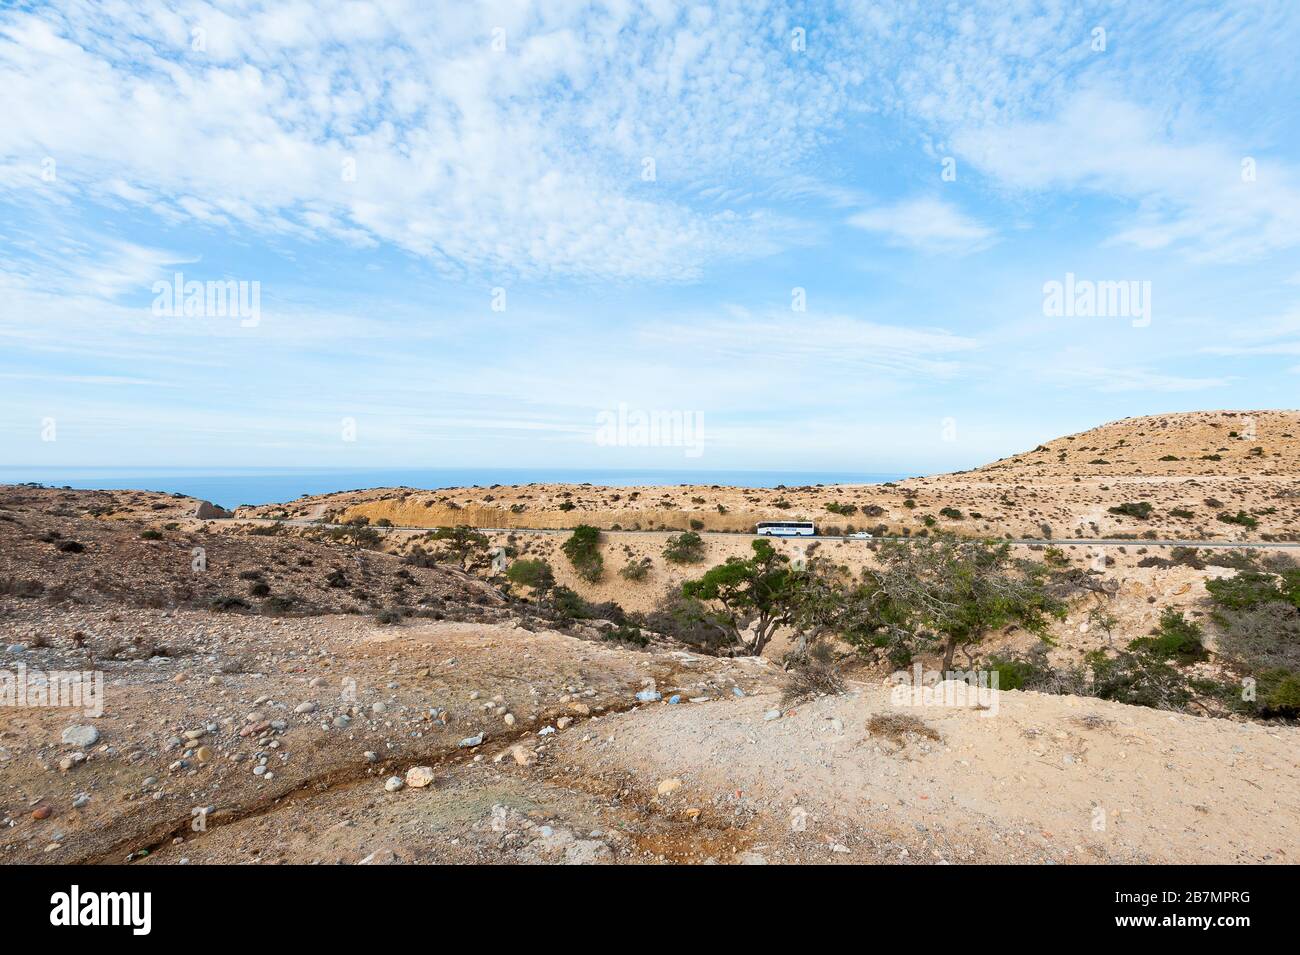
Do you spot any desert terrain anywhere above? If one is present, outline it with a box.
[2,410,1298,865]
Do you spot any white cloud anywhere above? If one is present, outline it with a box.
[0,1,862,282]
[847,197,995,254]
[1053,365,1234,393]
[953,88,1300,263]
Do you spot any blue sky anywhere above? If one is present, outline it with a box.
[2,0,1299,474]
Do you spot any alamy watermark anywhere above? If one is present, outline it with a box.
[595,402,704,458]
[1043,272,1150,327]
[1,663,104,717]
[887,663,1000,717]
[152,271,260,327]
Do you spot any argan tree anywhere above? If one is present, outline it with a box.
[867,535,1067,672]
[681,539,807,655]
[429,525,490,570]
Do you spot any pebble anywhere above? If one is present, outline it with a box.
[458,733,484,748]
[635,690,661,703]
[294,701,317,714]
[384,776,405,793]
[61,725,100,748]
[763,709,782,721]
[657,778,682,796]
[405,766,435,788]
[32,806,52,820]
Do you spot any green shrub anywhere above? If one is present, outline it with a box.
[662,531,706,564]
[619,558,652,581]
[506,558,555,595]
[1218,510,1259,530]
[1262,671,1300,717]
[1128,609,1206,663]
[561,525,604,582]
[1206,571,1284,610]
[1108,501,1153,520]
[139,529,163,540]
[602,624,649,648]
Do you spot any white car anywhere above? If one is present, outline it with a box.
[846,531,873,539]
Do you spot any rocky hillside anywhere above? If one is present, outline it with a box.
[973,410,1299,479]
[233,411,1300,541]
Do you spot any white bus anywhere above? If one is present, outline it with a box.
[755,520,816,537]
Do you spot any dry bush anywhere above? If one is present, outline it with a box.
[781,641,846,706]
[866,712,941,746]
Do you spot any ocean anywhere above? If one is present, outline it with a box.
[0,467,915,510]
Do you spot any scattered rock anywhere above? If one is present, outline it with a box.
[657,777,683,796]
[405,766,435,788]
[60,725,100,748]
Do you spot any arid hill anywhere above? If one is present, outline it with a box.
[235,411,1300,541]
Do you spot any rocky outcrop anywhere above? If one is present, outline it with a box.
[193,500,232,520]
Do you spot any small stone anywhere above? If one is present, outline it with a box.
[59,753,86,771]
[195,746,212,763]
[458,733,484,748]
[61,725,99,748]
[32,806,52,820]
[657,778,682,796]
[384,776,405,793]
[556,716,573,730]
[405,766,435,788]
[763,709,782,721]
[503,713,516,726]
[510,745,535,766]
[294,701,317,714]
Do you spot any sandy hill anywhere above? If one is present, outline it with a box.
[233,410,1300,542]
[974,410,1299,479]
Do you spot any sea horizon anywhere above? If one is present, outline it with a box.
[0,466,918,510]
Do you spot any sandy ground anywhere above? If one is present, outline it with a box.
[2,410,1298,865]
